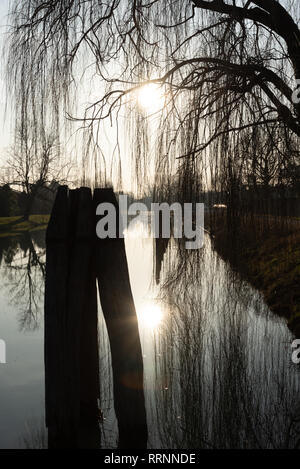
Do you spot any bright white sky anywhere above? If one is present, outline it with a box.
[0,0,153,191]
[0,4,162,195]
[0,0,134,188]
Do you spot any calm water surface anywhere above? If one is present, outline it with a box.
[0,225,299,448]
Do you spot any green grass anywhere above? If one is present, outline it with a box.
[0,214,50,237]
[245,230,300,336]
[209,214,300,337]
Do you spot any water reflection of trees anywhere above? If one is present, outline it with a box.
[7,227,299,449]
[20,418,47,449]
[0,231,46,331]
[152,236,300,449]
[98,311,118,449]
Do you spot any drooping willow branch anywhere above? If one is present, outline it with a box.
[5,0,300,195]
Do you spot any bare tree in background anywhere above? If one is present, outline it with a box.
[4,126,70,220]
[5,1,300,194]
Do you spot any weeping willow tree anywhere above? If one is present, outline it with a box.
[5,0,300,200]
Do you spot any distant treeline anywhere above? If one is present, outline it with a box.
[0,184,56,217]
[1,182,299,219]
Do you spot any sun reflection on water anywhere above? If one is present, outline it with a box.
[137,301,164,330]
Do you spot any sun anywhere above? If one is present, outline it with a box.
[138,301,164,330]
[137,83,165,114]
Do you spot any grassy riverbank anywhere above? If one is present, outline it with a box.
[0,214,50,237]
[209,212,300,338]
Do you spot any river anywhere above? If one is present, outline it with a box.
[0,225,298,448]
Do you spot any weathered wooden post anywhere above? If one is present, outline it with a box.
[94,188,148,449]
[45,186,100,449]
[45,185,148,448]
[45,185,71,448]
[67,188,100,448]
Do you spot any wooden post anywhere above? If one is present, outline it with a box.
[45,185,71,448]
[94,188,148,449]
[45,186,100,448]
[45,185,147,448]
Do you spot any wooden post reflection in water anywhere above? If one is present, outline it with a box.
[155,211,170,284]
[94,188,148,449]
[45,186,148,449]
[45,186,100,448]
